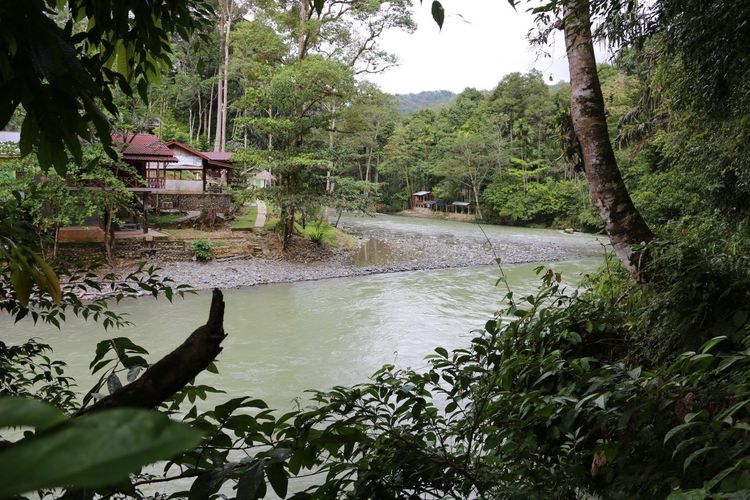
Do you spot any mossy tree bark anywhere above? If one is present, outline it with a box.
[563,0,654,274]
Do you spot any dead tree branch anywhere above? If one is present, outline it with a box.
[78,289,227,415]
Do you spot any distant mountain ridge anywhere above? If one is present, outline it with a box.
[394,90,457,114]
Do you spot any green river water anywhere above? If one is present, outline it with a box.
[3,260,601,409]
[1,217,604,497]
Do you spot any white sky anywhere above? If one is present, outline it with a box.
[368,0,610,94]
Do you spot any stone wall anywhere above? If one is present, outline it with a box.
[114,239,190,261]
[149,193,231,212]
[57,234,267,263]
[57,239,190,263]
[55,242,106,267]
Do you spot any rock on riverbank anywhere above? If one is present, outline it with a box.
[153,216,604,290]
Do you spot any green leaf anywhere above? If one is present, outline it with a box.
[0,409,202,497]
[699,335,727,354]
[627,367,642,380]
[666,490,710,500]
[664,422,701,444]
[189,470,223,500]
[10,264,32,307]
[90,340,114,370]
[236,459,265,500]
[266,461,288,498]
[116,41,130,81]
[313,0,325,16]
[683,446,718,471]
[0,397,68,431]
[594,394,607,410]
[431,1,444,29]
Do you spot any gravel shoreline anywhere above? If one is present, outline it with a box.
[153,216,604,291]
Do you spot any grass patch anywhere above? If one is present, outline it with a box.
[231,205,258,230]
[334,227,358,248]
[150,212,186,226]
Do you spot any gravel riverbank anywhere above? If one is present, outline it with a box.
[153,215,605,291]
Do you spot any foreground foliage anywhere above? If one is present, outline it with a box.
[44,228,740,499]
[257,231,748,498]
[2,0,750,498]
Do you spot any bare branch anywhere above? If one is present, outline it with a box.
[78,289,227,414]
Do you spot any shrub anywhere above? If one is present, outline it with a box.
[190,238,213,262]
[301,222,337,247]
[290,261,750,498]
[266,218,284,233]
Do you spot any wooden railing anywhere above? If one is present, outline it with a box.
[147,178,165,189]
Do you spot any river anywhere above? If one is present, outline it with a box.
[3,216,605,410]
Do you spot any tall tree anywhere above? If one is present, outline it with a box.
[242,56,355,246]
[213,0,247,151]
[337,84,398,183]
[231,18,290,149]
[435,130,499,219]
[381,109,437,208]
[561,0,653,273]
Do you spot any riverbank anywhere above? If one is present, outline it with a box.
[146,214,605,291]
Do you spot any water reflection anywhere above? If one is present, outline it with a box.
[351,238,394,266]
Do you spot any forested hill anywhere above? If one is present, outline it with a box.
[395,90,456,114]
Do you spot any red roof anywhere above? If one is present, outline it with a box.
[165,140,205,159]
[164,141,234,169]
[203,152,233,162]
[112,133,177,162]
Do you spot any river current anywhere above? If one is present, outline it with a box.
[3,215,604,409]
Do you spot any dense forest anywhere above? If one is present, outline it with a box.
[2,0,750,498]
[394,90,456,114]
[75,5,748,236]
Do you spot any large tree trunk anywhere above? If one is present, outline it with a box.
[197,89,202,142]
[103,204,114,265]
[297,0,308,61]
[327,113,336,191]
[404,169,412,209]
[213,79,224,151]
[563,0,653,274]
[207,79,214,146]
[214,8,226,152]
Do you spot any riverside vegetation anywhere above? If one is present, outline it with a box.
[1,0,750,499]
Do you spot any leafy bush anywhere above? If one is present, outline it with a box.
[483,178,600,231]
[283,261,750,498]
[301,221,337,247]
[616,219,750,362]
[190,238,213,262]
[266,217,284,233]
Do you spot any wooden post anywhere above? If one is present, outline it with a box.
[142,191,149,234]
[202,160,207,192]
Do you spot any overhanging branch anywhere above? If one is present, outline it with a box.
[78,289,227,415]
